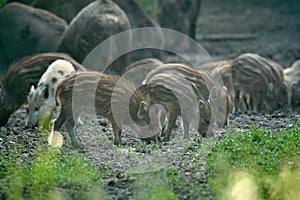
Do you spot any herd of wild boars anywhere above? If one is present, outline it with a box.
[0,53,300,147]
[231,53,288,113]
[0,53,86,126]
[0,52,299,148]
[25,59,78,128]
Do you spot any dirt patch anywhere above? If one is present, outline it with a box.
[197,0,300,67]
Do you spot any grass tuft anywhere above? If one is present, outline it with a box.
[1,146,106,200]
[206,123,300,199]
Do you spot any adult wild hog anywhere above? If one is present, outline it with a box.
[231,53,288,113]
[157,0,201,40]
[144,63,229,140]
[26,59,77,128]
[284,60,300,109]
[57,0,131,75]
[49,71,153,148]
[0,53,85,126]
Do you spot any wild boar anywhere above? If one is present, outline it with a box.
[25,59,77,128]
[123,58,164,85]
[144,63,229,140]
[200,60,235,113]
[49,71,153,148]
[231,53,288,113]
[157,0,201,39]
[145,73,210,141]
[0,53,85,126]
[284,60,300,108]
[291,79,300,113]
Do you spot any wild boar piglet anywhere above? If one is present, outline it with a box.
[50,71,153,148]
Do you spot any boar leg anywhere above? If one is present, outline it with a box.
[242,94,250,110]
[182,116,190,140]
[252,94,263,112]
[163,111,178,142]
[53,112,65,132]
[159,111,167,137]
[64,118,81,148]
[111,120,122,145]
[249,95,254,111]
[234,89,240,113]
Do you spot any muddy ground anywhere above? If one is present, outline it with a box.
[1,0,300,199]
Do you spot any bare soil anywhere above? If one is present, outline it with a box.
[1,0,300,199]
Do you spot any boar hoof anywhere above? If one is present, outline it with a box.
[48,131,63,147]
[114,139,121,146]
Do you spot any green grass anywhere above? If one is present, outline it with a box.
[131,167,179,200]
[135,0,158,19]
[0,0,6,9]
[206,124,300,200]
[0,146,106,200]
[2,120,299,199]
[138,187,178,200]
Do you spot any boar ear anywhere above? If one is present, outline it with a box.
[38,84,49,99]
[28,85,36,100]
[209,86,220,100]
[29,85,35,95]
[141,101,149,112]
[199,100,206,111]
[137,101,149,119]
[30,85,35,93]
[138,84,148,96]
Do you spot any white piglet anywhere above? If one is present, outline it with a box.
[26,59,76,128]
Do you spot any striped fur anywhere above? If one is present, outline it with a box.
[200,60,235,113]
[144,63,229,140]
[146,73,207,141]
[284,60,300,110]
[232,53,288,113]
[52,71,152,147]
[0,53,86,126]
[123,58,164,86]
[124,58,164,73]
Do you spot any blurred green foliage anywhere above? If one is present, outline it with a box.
[132,168,179,200]
[0,0,6,9]
[206,124,300,199]
[135,0,158,19]
[0,147,106,199]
